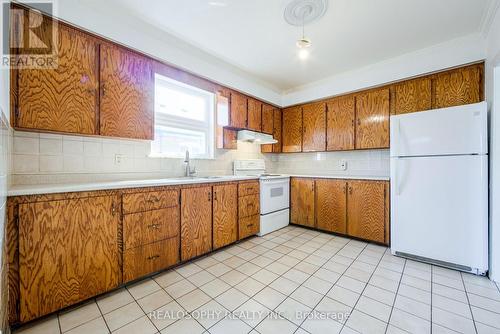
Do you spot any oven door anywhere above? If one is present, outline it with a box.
[260,178,290,215]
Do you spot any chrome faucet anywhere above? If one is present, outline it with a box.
[184,150,196,177]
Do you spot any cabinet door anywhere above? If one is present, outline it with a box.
[282,106,302,152]
[434,64,483,109]
[273,109,283,153]
[355,88,390,149]
[229,91,248,128]
[394,77,432,115]
[290,178,315,227]
[213,184,238,249]
[316,179,347,234]
[347,181,386,243]
[262,105,274,134]
[302,102,326,152]
[247,98,262,132]
[326,96,355,151]
[18,196,120,322]
[181,186,213,261]
[16,23,98,134]
[99,44,154,140]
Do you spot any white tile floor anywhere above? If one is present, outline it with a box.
[13,226,500,334]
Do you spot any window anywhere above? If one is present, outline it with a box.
[151,73,215,159]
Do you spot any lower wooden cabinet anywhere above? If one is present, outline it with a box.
[180,186,213,261]
[290,178,315,228]
[290,177,389,244]
[18,195,120,322]
[123,238,179,282]
[239,215,260,240]
[213,184,238,249]
[238,181,260,240]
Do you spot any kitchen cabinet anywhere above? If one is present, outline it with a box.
[18,195,120,322]
[282,106,303,152]
[347,180,386,244]
[229,91,248,129]
[355,88,390,149]
[302,102,326,152]
[394,77,432,115]
[99,44,154,140]
[272,109,283,153]
[290,178,315,227]
[215,90,238,150]
[434,64,483,109]
[247,98,262,132]
[262,105,275,134]
[181,186,213,261]
[326,96,355,151]
[238,181,260,240]
[14,21,99,135]
[315,179,347,234]
[213,184,238,249]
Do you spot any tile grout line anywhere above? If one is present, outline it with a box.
[460,272,479,334]
[94,297,113,334]
[383,255,407,334]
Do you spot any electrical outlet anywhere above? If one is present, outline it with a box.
[114,154,125,165]
[340,159,347,170]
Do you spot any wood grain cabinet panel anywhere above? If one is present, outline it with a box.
[247,98,262,132]
[99,44,154,140]
[282,106,302,152]
[261,105,274,134]
[302,102,326,152]
[238,181,260,197]
[272,109,283,153]
[230,91,248,129]
[290,178,315,228]
[123,207,180,250]
[355,88,390,149]
[213,184,238,250]
[123,238,179,282]
[181,186,212,261]
[434,65,482,109]
[347,180,386,244]
[316,179,347,234]
[18,196,120,322]
[239,194,260,218]
[394,77,432,114]
[122,190,179,214]
[326,96,355,151]
[239,215,260,240]
[15,23,98,134]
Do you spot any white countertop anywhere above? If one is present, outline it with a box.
[8,174,389,196]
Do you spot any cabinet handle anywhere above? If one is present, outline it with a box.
[214,191,217,201]
[101,83,106,97]
[147,198,160,204]
[208,192,211,202]
[357,118,361,126]
[111,202,116,216]
[247,223,254,228]
[147,255,160,261]
[343,185,347,194]
[147,223,161,230]
[348,186,353,195]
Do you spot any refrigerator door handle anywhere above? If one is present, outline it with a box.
[397,159,405,196]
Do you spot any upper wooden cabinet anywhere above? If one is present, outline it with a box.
[213,184,238,250]
[316,179,347,234]
[347,180,386,244]
[355,88,390,149]
[290,178,315,228]
[99,44,154,140]
[18,195,120,322]
[282,106,303,152]
[180,186,213,261]
[229,91,248,129]
[302,102,326,152]
[326,96,355,151]
[394,77,432,115]
[261,105,274,134]
[14,22,99,135]
[434,64,483,109]
[272,109,283,153]
[247,98,262,132]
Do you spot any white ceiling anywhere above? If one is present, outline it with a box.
[105,0,492,92]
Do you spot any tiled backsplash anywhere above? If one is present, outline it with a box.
[11,130,390,185]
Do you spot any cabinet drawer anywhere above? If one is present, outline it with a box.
[239,215,260,240]
[123,189,179,214]
[123,238,179,282]
[239,194,260,218]
[238,181,260,197]
[123,207,180,250]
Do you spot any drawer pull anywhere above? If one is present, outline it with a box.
[147,198,160,204]
[247,223,254,228]
[147,223,161,230]
[147,255,160,261]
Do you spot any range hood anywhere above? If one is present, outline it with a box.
[237,130,277,145]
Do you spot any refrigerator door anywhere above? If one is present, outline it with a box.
[391,155,488,273]
[391,102,487,157]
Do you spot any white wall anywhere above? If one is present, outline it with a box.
[485,2,500,282]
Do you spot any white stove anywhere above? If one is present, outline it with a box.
[233,160,290,236]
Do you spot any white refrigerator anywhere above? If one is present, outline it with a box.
[390,102,488,275]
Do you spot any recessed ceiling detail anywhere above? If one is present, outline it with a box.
[284,0,328,26]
